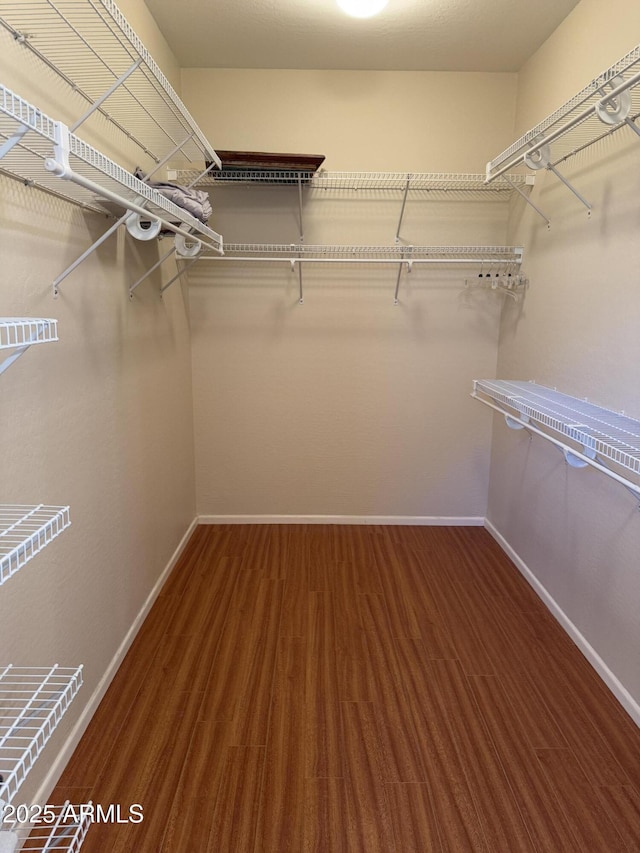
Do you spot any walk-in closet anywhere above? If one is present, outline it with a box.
[1,0,639,850]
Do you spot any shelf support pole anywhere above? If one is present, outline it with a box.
[53,216,122,297]
[0,321,50,374]
[159,256,199,296]
[130,246,176,297]
[70,58,143,132]
[394,258,412,304]
[186,159,218,188]
[298,260,304,304]
[298,175,304,244]
[503,176,551,227]
[624,117,640,138]
[547,165,592,213]
[395,175,411,243]
[52,137,198,296]
[0,121,29,160]
[0,344,31,376]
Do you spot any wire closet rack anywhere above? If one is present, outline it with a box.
[0,667,84,853]
[0,0,225,295]
[176,168,535,247]
[0,0,219,169]
[0,84,222,247]
[177,169,533,193]
[3,802,91,852]
[485,42,640,221]
[0,665,83,804]
[0,319,58,376]
[199,244,526,304]
[473,379,640,499]
[0,506,71,590]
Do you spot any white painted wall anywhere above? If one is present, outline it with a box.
[487,0,640,716]
[182,69,518,520]
[0,0,197,803]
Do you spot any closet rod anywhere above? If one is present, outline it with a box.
[198,257,520,265]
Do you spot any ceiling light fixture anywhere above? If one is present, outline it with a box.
[336,0,389,18]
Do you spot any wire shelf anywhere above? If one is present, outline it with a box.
[0,801,91,852]
[473,380,640,476]
[0,0,220,168]
[0,506,71,589]
[0,320,57,350]
[175,169,532,196]
[0,84,223,253]
[0,666,83,805]
[486,43,640,180]
[203,243,524,264]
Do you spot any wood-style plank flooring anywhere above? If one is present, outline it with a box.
[52,525,640,851]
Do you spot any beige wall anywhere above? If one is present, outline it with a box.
[0,0,196,803]
[488,0,640,716]
[182,70,518,520]
[182,69,516,173]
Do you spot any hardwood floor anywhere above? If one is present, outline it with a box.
[52,525,640,851]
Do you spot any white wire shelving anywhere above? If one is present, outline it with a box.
[199,244,525,304]
[1,802,91,852]
[173,168,535,251]
[0,320,58,376]
[0,83,223,293]
[0,0,220,170]
[0,506,71,589]
[473,379,640,499]
[0,665,83,805]
[486,43,640,220]
[175,169,533,194]
[0,0,226,296]
[203,243,524,263]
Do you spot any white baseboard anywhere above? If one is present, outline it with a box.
[32,515,200,806]
[198,514,485,526]
[484,518,640,728]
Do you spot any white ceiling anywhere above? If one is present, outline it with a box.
[144,0,580,72]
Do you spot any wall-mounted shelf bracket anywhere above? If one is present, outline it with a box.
[547,164,592,214]
[473,380,640,505]
[0,505,71,588]
[0,120,28,160]
[69,57,143,133]
[393,254,412,304]
[0,319,58,375]
[159,256,199,298]
[503,175,551,227]
[395,175,411,243]
[298,175,304,244]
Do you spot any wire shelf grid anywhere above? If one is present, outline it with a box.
[1,801,92,852]
[0,0,220,167]
[0,506,71,589]
[0,666,83,805]
[176,169,531,195]
[208,244,524,264]
[486,43,640,179]
[0,320,57,350]
[474,380,640,476]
